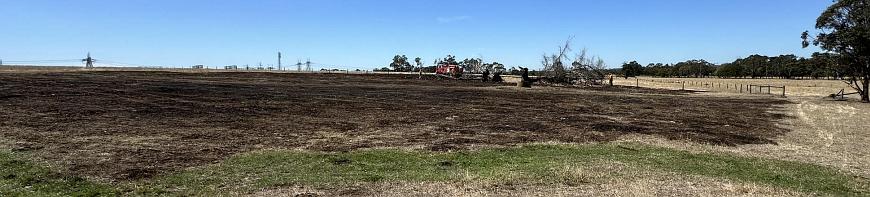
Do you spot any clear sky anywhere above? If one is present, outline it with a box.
[0,0,832,70]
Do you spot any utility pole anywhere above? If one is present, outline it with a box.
[278,51,282,71]
[82,53,95,69]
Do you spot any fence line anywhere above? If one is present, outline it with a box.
[632,78,786,97]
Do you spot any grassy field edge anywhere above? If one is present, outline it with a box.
[0,151,119,196]
[2,143,868,196]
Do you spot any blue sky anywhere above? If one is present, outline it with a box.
[0,0,831,70]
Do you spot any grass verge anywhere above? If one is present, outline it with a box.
[134,144,868,196]
[0,151,118,196]
[1,144,867,196]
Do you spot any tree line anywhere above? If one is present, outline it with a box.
[369,1,869,102]
[376,54,507,74]
[620,52,846,79]
[622,0,868,102]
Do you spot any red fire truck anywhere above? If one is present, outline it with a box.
[435,63,463,78]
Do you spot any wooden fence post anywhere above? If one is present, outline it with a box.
[782,86,786,97]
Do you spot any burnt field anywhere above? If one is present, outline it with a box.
[0,71,791,181]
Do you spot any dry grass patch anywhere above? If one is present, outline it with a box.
[616,99,870,178]
[613,77,852,97]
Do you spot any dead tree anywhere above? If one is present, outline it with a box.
[541,39,572,84]
[570,48,607,86]
[541,38,606,86]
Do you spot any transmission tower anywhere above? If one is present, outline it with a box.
[305,58,311,72]
[82,53,95,68]
[296,60,302,71]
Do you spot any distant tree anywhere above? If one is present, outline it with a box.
[482,61,492,72]
[437,55,459,65]
[460,58,471,72]
[460,58,483,73]
[485,62,505,82]
[389,55,412,72]
[734,55,770,78]
[803,0,870,102]
[714,63,744,78]
[621,61,644,78]
[673,59,715,78]
[768,54,800,79]
[414,57,422,70]
[809,52,846,79]
[489,62,505,73]
[645,63,672,77]
[474,58,483,72]
[508,67,522,75]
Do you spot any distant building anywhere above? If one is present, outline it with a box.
[225,65,238,70]
[192,65,204,69]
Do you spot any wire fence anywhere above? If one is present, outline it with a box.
[629,78,787,97]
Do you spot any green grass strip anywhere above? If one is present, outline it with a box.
[136,144,868,196]
[0,151,119,197]
[2,144,866,196]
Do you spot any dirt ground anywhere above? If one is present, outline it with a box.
[0,71,791,181]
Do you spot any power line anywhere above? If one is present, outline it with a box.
[1,55,355,70]
[2,59,80,63]
[98,60,149,67]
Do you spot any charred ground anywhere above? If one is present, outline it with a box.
[0,71,790,181]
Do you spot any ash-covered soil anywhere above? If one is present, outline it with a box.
[0,71,790,181]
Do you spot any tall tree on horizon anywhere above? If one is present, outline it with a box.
[621,61,644,78]
[389,55,412,72]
